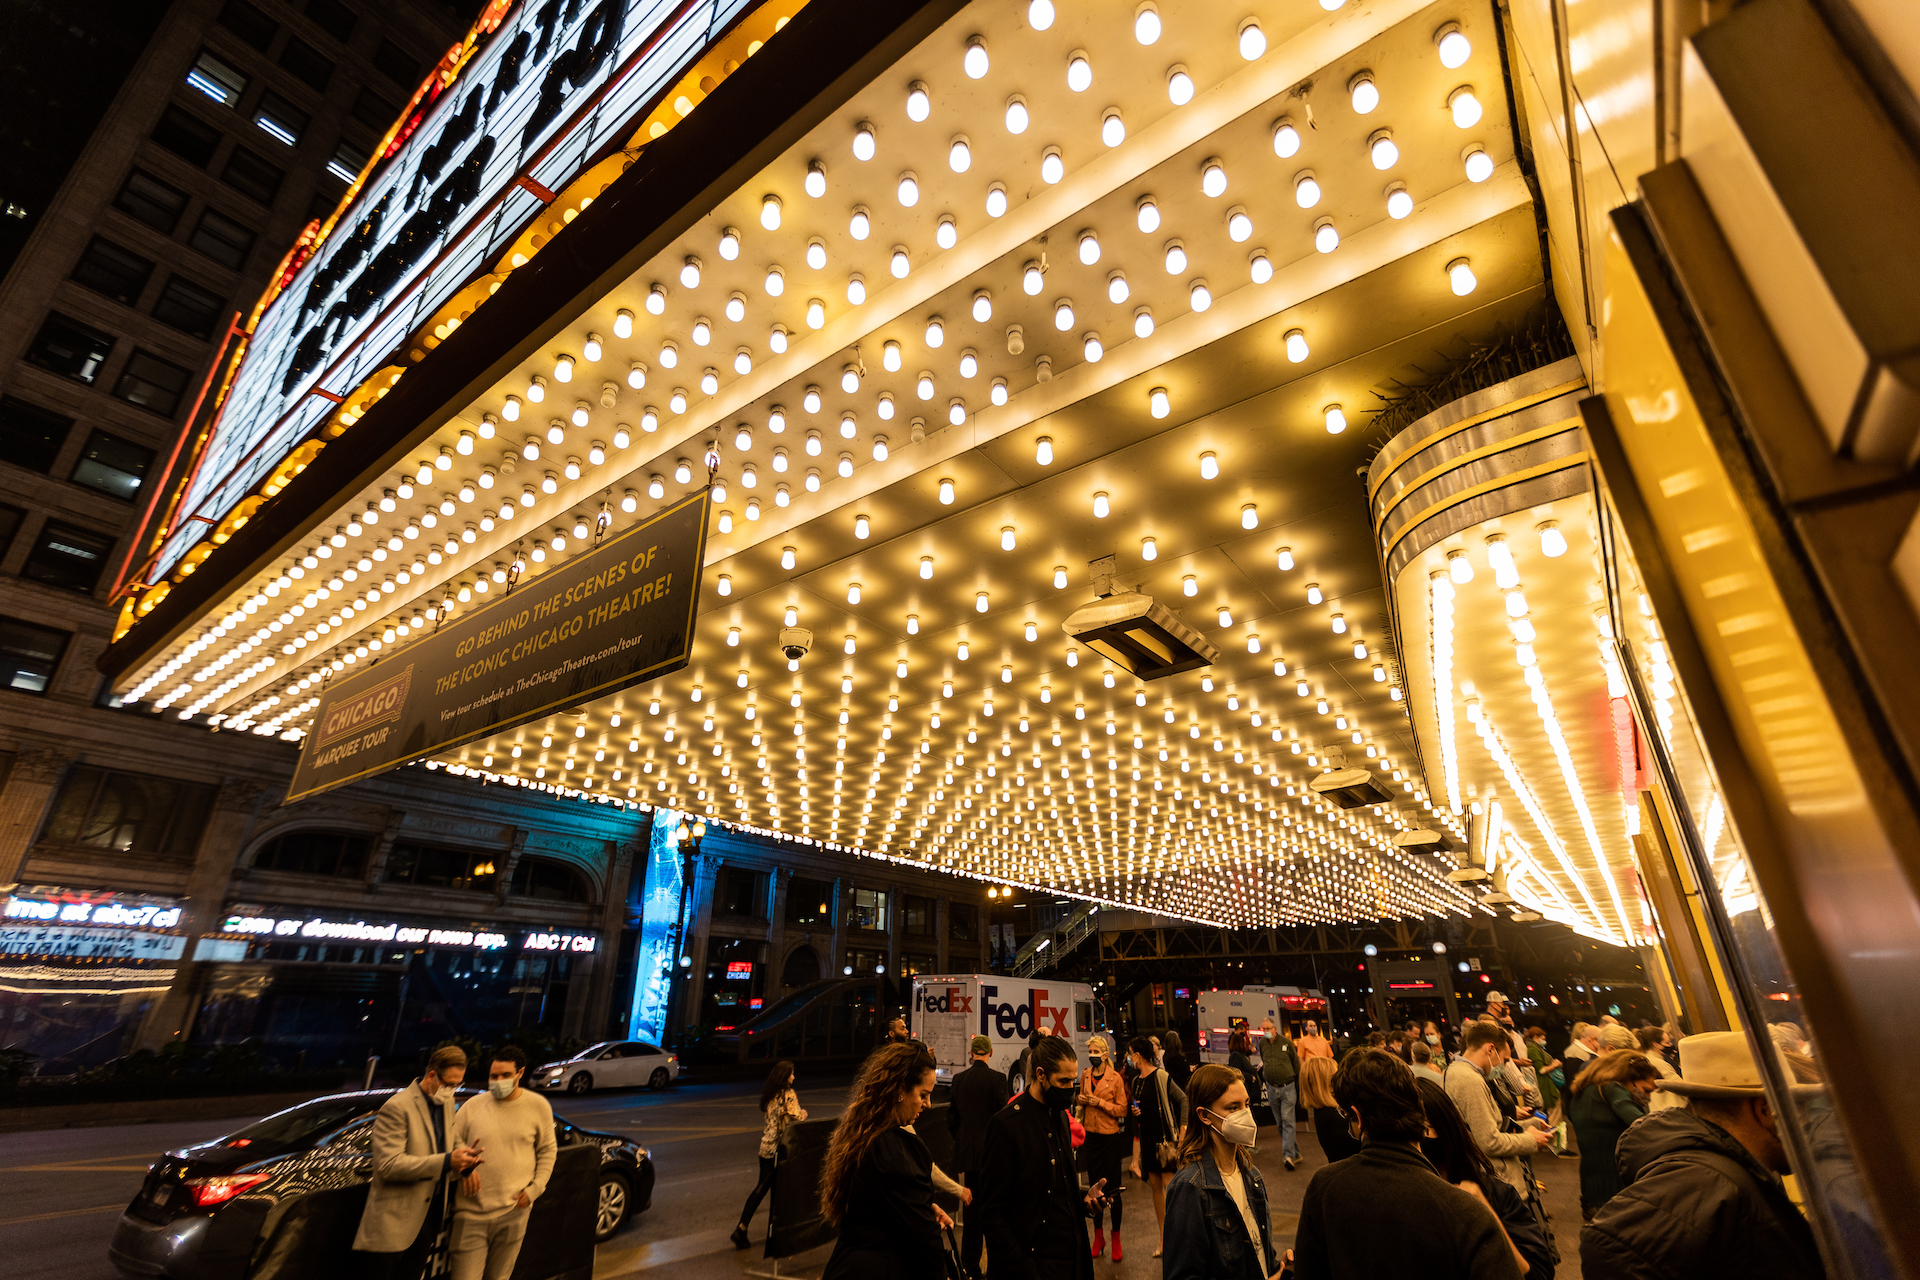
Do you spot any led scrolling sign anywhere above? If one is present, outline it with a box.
[147,0,760,586]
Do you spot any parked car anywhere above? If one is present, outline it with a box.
[108,1088,652,1279]
[531,1039,679,1094]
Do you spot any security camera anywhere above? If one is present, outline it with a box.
[779,627,813,661]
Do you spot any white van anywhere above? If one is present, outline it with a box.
[1195,989,1283,1065]
[911,974,1102,1092]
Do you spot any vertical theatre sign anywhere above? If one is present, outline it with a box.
[288,489,709,800]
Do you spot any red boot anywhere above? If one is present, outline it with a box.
[1111,1236,1124,1262]
[1091,1229,1105,1258]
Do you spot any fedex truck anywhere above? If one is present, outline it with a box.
[912,974,1103,1093]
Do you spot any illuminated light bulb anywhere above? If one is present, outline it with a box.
[1283,329,1309,364]
[553,353,575,383]
[1538,520,1568,557]
[1053,565,1069,590]
[1077,231,1101,265]
[700,369,719,395]
[847,582,862,604]
[763,266,784,297]
[943,136,972,176]
[613,309,634,339]
[976,592,991,613]
[1238,18,1266,59]
[841,364,860,394]
[1067,51,1092,92]
[1349,73,1379,114]
[1447,549,1474,584]
[1272,120,1303,162]
[648,475,665,499]
[1436,23,1471,68]
[1218,607,1234,628]
[646,284,667,314]
[1189,280,1212,311]
[674,458,693,484]
[948,398,966,425]
[717,227,740,261]
[846,275,866,305]
[852,122,876,160]
[985,184,1008,217]
[1277,547,1295,570]
[1241,504,1259,530]
[963,35,989,78]
[897,172,920,206]
[1324,404,1348,434]
[1083,332,1103,362]
[1134,2,1160,42]
[1100,109,1126,148]
[1450,86,1483,128]
[1226,208,1253,242]
[1314,220,1340,253]
[733,348,753,376]
[1200,159,1227,198]
[1041,148,1064,184]
[1370,130,1399,169]
[917,373,935,400]
[570,401,590,427]
[805,238,827,270]
[1386,183,1414,219]
[1164,240,1187,274]
[1183,574,1198,596]
[804,298,826,330]
[966,291,992,326]
[626,362,647,389]
[920,556,934,579]
[1035,436,1053,465]
[854,514,870,539]
[680,256,702,287]
[1448,257,1478,295]
[849,207,870,239]
[1003,95,1032,139]
[1028,0,1055,27]
[1133,306,1155,339]
[1167,64,1194,105]
[873,435,890,459]
[1053,299,1075,331]
[1330,613,1347,634]
[780,546,797,569]
[1199,451,1220,480]
[527,375,547,403]
[503,395,521,421]
[906,82,930,122]
[924,316,945,348]
[1149,386,1170,419]
[1463,146,1494,182]
[1092,491,1110,518]
[659,341,679,369]
[1139,536,1158,562]
[990,376,1008,405]
[938,477,955,504]
[523,436,541,461]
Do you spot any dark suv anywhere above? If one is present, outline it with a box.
[109,1089,652,1279]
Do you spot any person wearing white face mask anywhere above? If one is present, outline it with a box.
[449,1046,556,1280]
[1161,1064,1286,1280]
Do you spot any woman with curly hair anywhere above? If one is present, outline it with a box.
[1567,1047,1661,1220]
[819,1042,951,1280]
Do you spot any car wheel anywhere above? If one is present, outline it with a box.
[594,1173,631,1242]
[568,1072,594,1095]
[648,1067,670,1090]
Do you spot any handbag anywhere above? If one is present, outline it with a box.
[1150,1070,1179,1166]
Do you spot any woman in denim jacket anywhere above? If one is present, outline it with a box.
[1161,1064,1284,1280]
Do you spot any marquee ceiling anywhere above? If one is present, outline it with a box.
[114,0,1557,927]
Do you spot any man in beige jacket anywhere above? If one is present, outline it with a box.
[450,1045,557,1280]
[351,1044,486,1278]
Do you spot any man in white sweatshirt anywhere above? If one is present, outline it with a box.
[450,1045,557,1280]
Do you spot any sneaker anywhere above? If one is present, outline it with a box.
[1091,1230,1105,1258]
[1283,1157,1297,1171]
[731,1226,750,1250]
[1111,1238,1124,1262]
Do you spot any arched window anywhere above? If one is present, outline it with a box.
[782,945,821,988]
[509,855,590,902]
[251,829,371,878]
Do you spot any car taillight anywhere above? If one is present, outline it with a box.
[186,1174,271,1207]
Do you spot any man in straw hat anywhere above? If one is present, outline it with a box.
[1580,1031,1826,1279]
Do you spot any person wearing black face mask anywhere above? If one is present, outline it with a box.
[977,1035,1108,1280]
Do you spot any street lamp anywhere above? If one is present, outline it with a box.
[665,818,707,1049]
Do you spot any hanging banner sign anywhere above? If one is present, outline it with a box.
[287,488,709,801]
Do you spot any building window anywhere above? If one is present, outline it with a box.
[900,953,938,977]
[326,137,369,185]
[216,0,277,51]
[43,766,215,857]
[0,397,74,472]
[189,209,255,269]
[901,894,932,936]
[277,36,335,92]
[23,520,116,593]
[152,275,227,339]
[715,865,766,918]
[509,856,591,902]
[186,48,250,109]
[112,350,193,418]
[846,887,888,933]
[383,840,497,892]
[0,506,24,559]
[222,147,285,204]
[0,616,68,694]
[152,106,224,168]
[948,901,976,942]
[70,430,156,501]
[350,85,399,130]
[252,91,309,147]
[844,947,887,976]
[27,313,115,384]
[371,38,420,87]
[252,828,371,877]
[71,237,156,306]
[112,170,190,234]
[304,0,358,43]
[787,876,833,926]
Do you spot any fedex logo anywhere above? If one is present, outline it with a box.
[979,985,1070,1040]
[915,985,973,1015]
